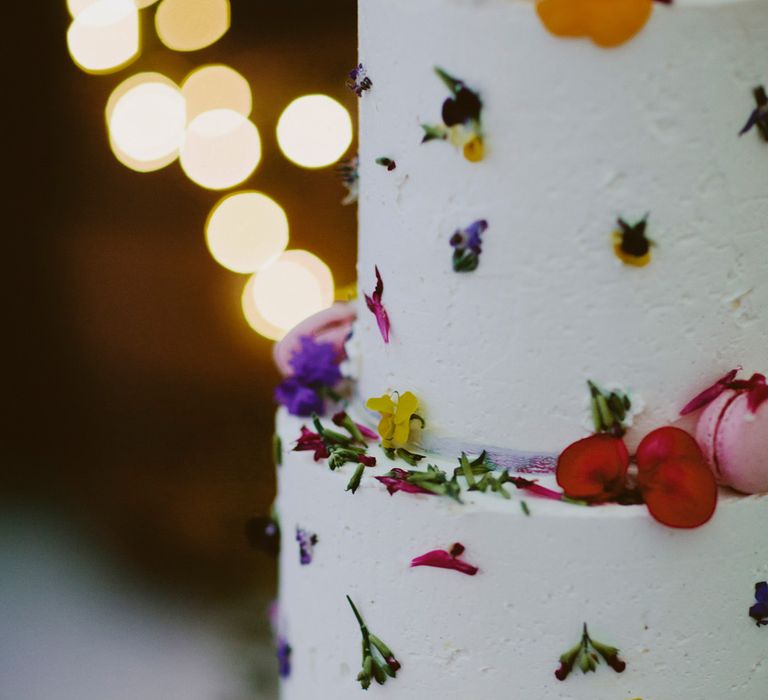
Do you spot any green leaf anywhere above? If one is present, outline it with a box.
[272,433,282,467]
[434,66,463,94]
[421,123,448,143]
[346,462,366,494]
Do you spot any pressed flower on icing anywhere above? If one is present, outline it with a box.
[347,596,401,690]
[555,624,626,681]
[421,67,485,162]
[451,219,488,272]
[411,543,479,576]
[366,390,423,449]
[739,85,768,142]
[536,0,672,49]
[612,216,654,267]
[750,582,768,627]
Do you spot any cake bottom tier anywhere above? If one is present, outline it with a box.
[275,410,768,700]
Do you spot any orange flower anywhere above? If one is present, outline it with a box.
[536,0,655,48]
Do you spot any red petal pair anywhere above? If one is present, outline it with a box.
[557,428,717,529]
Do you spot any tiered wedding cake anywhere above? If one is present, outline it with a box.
[270,1,768,698]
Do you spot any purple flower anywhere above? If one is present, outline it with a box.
[750,581,768,627]
[411,543,479,576]
[364,266,391,343]
[450,219,488,272]
[296,527,319,565]
[290,336,343,386]
[739,86,768,141]
[347,63,372,97]
[277,637,292,679]
[275,378,324,417]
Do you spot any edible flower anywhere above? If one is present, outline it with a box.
[296,527,318,565]
[375,157,397,171]
[557,427,718,528]
[293,414,378,493]
[347,596,401,690]
[612,216,653,267]
[411,542,479,576]
[364,266,391,343]
[451,219,488,272]
[376,465,462,501]
[274,336,343,417]
[421,67,485,162]
[555,623,626,681]
[346,63,372,97]
[536,0,672,49]
[277,637,292,679]
[681,368,768,416]
[586,380,643,436]
[749,582,768,627]
[366,390,423,449]
[509,476,567,502]
[739,86,768,141]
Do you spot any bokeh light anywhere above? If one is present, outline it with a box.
[106,73,187,172]
[241,251,335,340]
[67,0,158,14]
[206,192,289,274]
[67,0,140,74]
[276,94,353,168]
[180,109,261,190]
[155,0,231,52]
[181,65,252,123]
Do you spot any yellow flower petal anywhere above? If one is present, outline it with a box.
[366,395,395,415]
[378,415,395,441]
[395,392,420,422]
[463,137,485,163]
[393,420,411,447]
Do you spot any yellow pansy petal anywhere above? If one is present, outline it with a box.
[393,420,412,447]
[463,137,485,162]
[366,395,395,414]
[395,392,420,422]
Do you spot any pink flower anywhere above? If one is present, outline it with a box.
[273,303,356,377]
[509,476,565,501]
[681,368,768,416]
[680,368,740,415]
[411,543,479,576]
[293,426,329,461]
[375,469,435,496]
[364,266,391,344]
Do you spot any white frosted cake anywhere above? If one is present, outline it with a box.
[269,1,768,698]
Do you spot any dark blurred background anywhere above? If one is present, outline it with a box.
[5,2,355,696]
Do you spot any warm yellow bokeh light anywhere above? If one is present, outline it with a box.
[155,0,230,52]
[276,94,353,169]
[67,0,140,74]
[206,192,289,274]
[68,0,158,15]
[242,251,335,340]
[181,65,252,123]
[180,109,261,190]
[106,73,186,172]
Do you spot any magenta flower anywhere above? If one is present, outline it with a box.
[364,266,391,343]
[294,426,329,461]
[510,476,565,501]
[411,543,479,576]
[681,368,768,416]
[375,468,435,496]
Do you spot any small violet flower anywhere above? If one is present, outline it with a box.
[347,596,401,690]
[421,67,485,162]
[612,215,653,267]
[275,378,325,417]
[739,86,768,142]
[750,582,768,626]
[277,637,292,679]
[555,624,626,681]
[346,63,372,97]
[364,266,391,343]
[411,543,479,576]
[450,219,488,272]
[296,527,318,566]
[681,368,768,416]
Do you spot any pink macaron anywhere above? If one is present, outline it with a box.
[695,389,768,494]
[273,302,356,377]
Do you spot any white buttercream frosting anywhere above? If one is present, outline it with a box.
[356,0,768,453]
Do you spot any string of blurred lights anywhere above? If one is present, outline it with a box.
[66,0,354,340]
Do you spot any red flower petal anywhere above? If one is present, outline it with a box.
[639,457,718,529]
[375,470,434,496]
[635,427,704,477]
[411,546,479,576]
[509,476,564,501]
[556,435,629,502]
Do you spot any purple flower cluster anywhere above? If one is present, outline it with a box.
[277,637,292,679]
[296,527,319,565]
[275,336,343,417]
[347,64,372,97]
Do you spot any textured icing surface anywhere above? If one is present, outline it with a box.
[356,0,768,453]
[276,410,768,700]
